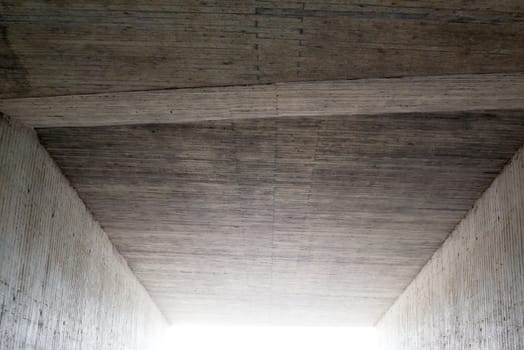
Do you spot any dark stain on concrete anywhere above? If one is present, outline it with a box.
[255,7,523,25]
[0,4,30,97]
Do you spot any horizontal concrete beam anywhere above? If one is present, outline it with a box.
[1,73,524,128]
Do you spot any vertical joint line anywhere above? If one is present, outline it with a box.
[254,19,260,81]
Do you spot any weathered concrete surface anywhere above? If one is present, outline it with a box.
[37,111,524,325]
[1,1,524,98]
[376,145,524,349]
[0,114,167,349]
[2,73,524,128]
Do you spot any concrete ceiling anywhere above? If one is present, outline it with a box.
[2,73,524,127]
[2,0,524,327]
[1,0,524,98]
[37,111,524,325]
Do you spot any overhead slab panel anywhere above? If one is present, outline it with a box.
[37,111,524,325]
[1,0,524,98]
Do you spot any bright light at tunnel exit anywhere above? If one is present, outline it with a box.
[159,325,378,350]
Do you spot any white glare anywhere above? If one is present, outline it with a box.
[160,326,377,350]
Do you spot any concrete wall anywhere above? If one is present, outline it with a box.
[0,114,168,349]
[377,145,524,349]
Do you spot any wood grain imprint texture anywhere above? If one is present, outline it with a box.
[37,110,524,325]
[0,0,524,97]
[1,0,524,98]
[377,143,524,350]
[2,73,524,128]
[0,115,168,348]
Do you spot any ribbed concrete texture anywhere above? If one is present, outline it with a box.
[0,114,167,349]
[37,111,524,325]
[377,145,524,349]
